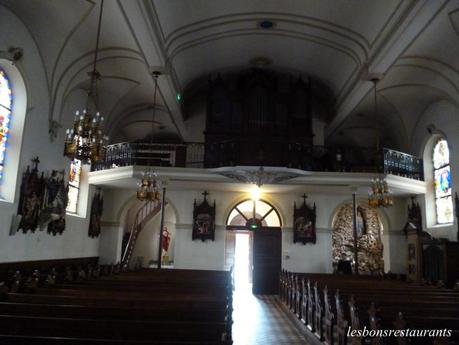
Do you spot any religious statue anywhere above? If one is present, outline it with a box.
[355,206,367,238]
[162,227,171,252]
[161,226,171,264]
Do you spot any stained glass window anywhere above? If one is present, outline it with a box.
[66,159,82,213]
[433,139,453,224]
[0,69,12,182]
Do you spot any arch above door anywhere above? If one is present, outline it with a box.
[226,199,282,230]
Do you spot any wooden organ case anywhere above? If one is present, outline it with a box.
[204,69,314,168]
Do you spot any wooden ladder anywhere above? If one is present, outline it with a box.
[121,200,164,266]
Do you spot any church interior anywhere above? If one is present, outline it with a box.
[0,1,459,344]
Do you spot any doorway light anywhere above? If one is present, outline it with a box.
[250,186,261,201]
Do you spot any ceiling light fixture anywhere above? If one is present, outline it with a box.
[369,177,393,208]
[64,0,109,165]
[367,75,393,208]
[136,71,162,202]
[258,20,275,29]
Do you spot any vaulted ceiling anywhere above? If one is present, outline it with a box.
[1,0,458,152]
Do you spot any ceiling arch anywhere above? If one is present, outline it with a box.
[108,104,174,140]
[1,0,457,151]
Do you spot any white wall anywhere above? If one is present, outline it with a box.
[411,100,459,242]
[174,225,226,270]
[0,7,98,263]
[98,189,133,264]
[131,206,177,267]
[99,187,406,273]
[381,199,409,274]
[98,225,122,265]
[156,189,228,270]
[282,229,333,273]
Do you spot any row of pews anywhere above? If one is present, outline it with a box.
[280,271,459,345]
[0,260,233,344]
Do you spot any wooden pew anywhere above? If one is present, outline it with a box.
[280,271,459,345]
[0,265,233,344]
[0,334,226,345]
[0,314,228,342]
[0,301,228,322]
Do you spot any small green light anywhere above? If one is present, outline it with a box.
[176,93,182,102]
[250,224,258,229]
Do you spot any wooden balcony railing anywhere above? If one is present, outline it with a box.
[91,142,424,181]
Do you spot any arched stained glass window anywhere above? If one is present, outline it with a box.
[227,199,281,229]
[433,139,454,224]
[66,158,82,214]
[0,69,12,182]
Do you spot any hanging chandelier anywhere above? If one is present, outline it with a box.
[369,177,393,207]
[136,71,162,202]
[367,76,393,208]
[137,170,161,202]
[64,0,108,165]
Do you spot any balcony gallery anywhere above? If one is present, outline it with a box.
[88,144,426,198]
[89,68,424,197]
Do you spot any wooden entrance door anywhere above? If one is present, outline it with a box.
[252,227,282,295]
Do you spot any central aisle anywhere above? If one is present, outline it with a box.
[231,286,310,345]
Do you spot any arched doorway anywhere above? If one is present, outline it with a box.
[122,199,177,268]
[332,203,384,275]
[225,199,282,294]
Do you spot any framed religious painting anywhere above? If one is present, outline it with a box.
[42,170,68,235]
[192,191,216,242]
[16,157,45,233]
[293,194,316,244]
[403,196,422,236]
[88,189,104,238]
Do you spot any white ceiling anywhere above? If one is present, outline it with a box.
[1,0,458,151]
[152,0,404,96]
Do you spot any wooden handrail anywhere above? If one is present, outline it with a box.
[121,200,163,266]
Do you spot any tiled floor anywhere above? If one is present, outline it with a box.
[232,285,310,345]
